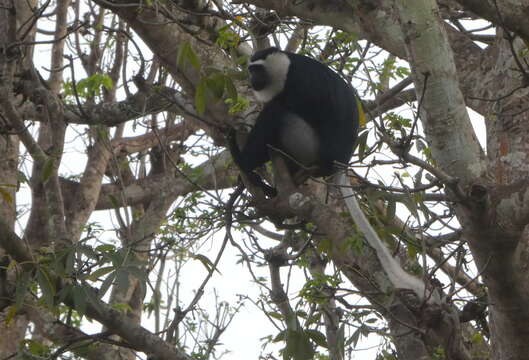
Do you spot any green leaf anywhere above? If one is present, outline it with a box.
[23,340,50,356]
[61,248,76,276]
[177,43,188,69]
[15,271,31,308]
[268,311,284,321]
[101,74,114,90]
[304,313,321,327]
[206,73,225,99]
[78,245,98,260]
[86,266,115,281]
[195,79,208,115]
[74,74,113,97]
[403,194,419,219]
[36,267,55,307]
[4,305,17,325]
[305,329,328,348]
[273,330,287,343]
[192,253,221,275]
[407,242,419,259]
[84,285,105,314]
[284,329,315,360]
[186,45,201,70]
[0,187,13,204]
[96,244,116,253]
[57,283,73,304]
[72,284,87,316]
[98,272,116,298]
[356,96,366,127]
[215,25,240,49]
[17,171,28,185]
[226,94,250,114]
[472,333,484,344]
[225,76,238,100]
[347,327,360,347]
[177,43,201,71]
[356,130,369,161]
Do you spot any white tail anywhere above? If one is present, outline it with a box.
[338,172,435,301]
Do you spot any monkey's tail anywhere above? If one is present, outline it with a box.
[337,172,434,301]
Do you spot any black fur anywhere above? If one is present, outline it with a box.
[230,47,360,195]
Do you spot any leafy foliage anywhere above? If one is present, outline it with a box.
[63,73,114,100]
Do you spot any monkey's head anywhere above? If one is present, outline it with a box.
[248,47,291,103]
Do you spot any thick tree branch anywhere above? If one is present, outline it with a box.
[109,122,197,156]
[453,0,529,43]
[18,84,189,126]
[64,136,113,242]
[60,151,236,210]
[395,0,486,185]
[25,306,119,360]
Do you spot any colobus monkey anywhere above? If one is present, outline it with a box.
[228,47,435,302]
[229,47,360,194]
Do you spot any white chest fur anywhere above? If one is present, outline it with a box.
[280,113,319,166]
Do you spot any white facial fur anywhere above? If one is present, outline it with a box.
[250,52,290,103]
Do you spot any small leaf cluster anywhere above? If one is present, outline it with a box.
[215,24,240,50]
[177,42,246,115]
[299,273,341,305]
[63,73,114,100]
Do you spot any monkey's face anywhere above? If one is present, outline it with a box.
[248,63,268,91]
[248,48,290,103]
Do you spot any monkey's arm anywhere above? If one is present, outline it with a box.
[228,102,285,197]
[230,102,285,172]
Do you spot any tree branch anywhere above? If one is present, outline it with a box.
[453,0,529,43]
